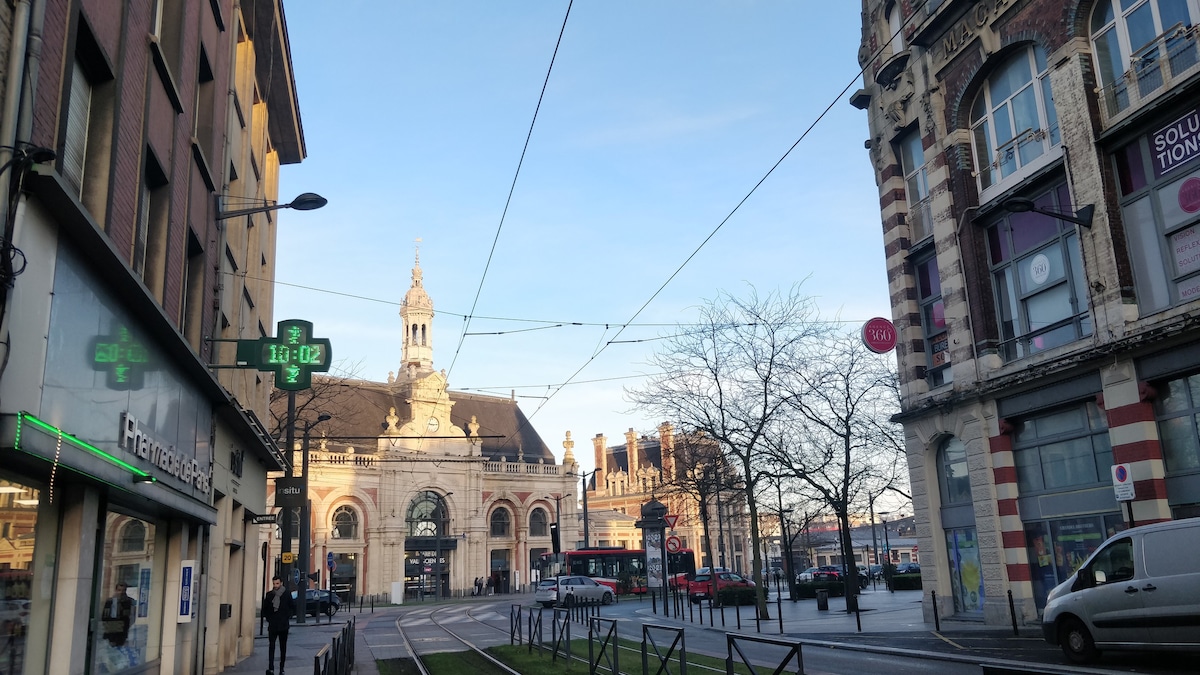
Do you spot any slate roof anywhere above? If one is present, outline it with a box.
[275,375,555,463]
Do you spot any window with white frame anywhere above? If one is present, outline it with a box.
[1113,113,1200,312]
[1091,0,1200,115]
[915,251,950,385]
[987,183,1092,361]
[898,127,932,241]
[969,44,1061,198]
[332,505,358,539]
[886,1,905,55]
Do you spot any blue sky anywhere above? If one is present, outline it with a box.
[275,1,890,471]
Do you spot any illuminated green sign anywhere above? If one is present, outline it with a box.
[90,326,152,389]
[238,319,331,390]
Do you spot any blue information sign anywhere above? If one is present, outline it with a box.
[327,551,336,571]
[179,563,193,619]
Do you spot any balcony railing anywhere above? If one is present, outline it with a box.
[1099,23,1200,126]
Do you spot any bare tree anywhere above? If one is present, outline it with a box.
[267,360,366,448]
[658,430,725,571]
[628,285,832,618]
[764,331,904,602]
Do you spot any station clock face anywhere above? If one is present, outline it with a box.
[427,417,440,432]
[415,521,437,536]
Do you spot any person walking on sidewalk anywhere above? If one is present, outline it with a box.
[263,576,296,675]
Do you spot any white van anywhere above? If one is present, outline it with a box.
[1041,517,1200,663]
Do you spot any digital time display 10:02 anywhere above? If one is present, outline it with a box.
[261,343,325,366]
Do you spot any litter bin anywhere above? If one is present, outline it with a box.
[816,588,829,611]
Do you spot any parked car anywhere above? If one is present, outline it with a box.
[0,599,29,630]
[688,571,754,603]
[815,565,869,589]
[894,562,921,574]
[868,564,883,579]
[534,575,614,608]
[1041,518,1200,664]
[291,588,340,617]
[795,567,823,582]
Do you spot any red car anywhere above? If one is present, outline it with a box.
[687,571,754,603]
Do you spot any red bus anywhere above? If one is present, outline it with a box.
[536,547,697,595]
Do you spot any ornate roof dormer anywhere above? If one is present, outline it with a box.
[400,243,435,375]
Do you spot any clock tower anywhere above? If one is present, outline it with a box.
[400,248,434,376]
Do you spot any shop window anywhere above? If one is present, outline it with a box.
[969,44,1061,200]
[529,507,549,537]
[937,437,972,505]
[331,505,358,539]
[1113,128,1200,313]
[915,252,950,385]
[93,512,161,674]
[986,184,1092,361]
[1091,0,1199,116]
[490,508,511,537]
[1153,372,1200,473]
[898,127,932,241]
[1012,401,1111,493]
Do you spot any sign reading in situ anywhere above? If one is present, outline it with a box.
[275,477,304,508]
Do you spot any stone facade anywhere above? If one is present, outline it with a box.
[856,0,1200,626]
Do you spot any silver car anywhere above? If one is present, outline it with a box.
[534,575,613,608]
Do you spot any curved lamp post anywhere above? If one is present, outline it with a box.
[216,192,328,220]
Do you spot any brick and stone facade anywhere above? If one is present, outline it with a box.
[855,0,1200,626]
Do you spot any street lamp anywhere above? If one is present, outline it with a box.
[215,192,328,220]
[1001,197,1094,228]
[547,494,563,554]
[435,492,452,601]
[579,468,599,548]
[295,413,331,623]
[879,511,894,593]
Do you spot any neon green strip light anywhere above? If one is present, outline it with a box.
[16,412,152,478]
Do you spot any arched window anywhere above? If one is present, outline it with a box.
[970,44,1060,197]
[937,438,972,505]
[119,520,146,552]
[886,1,905,54]
[529,507,549,536]
[490,508,511,537]
[407,491,449,537]
[332,505,358,539]
[1091,0,1198,114]
[421,324,426,346]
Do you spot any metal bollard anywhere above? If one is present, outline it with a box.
[931,590,940,632]
[1007,589,1018,636]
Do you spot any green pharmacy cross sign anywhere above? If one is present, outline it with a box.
[90,326,152,390]
[236,319,331,390]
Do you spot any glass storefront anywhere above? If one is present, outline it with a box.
[945,528,984,614]
[91,512,162,674]
[1025,513,1126,611]
[0,478,38,675]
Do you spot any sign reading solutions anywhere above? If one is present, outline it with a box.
[1152,106,1200,178]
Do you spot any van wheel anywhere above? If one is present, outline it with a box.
[1059,617,1099,664]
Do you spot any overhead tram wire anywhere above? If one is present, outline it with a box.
[444,0,575,382]
[495,8,924,450]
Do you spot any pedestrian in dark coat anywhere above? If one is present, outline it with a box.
[262,576,296,675]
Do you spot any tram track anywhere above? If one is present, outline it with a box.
[394,601,520,675]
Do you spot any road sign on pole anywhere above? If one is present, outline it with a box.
[664,514,679,529]
[327,551,336,571]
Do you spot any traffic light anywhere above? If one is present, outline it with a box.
[550,523,560,553]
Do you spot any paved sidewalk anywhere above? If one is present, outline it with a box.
[222,611,385,675]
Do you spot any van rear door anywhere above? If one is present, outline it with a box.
[1138,526,1200,646]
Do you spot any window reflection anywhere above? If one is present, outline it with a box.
[93,512,159,674]
[0,479,37,674]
